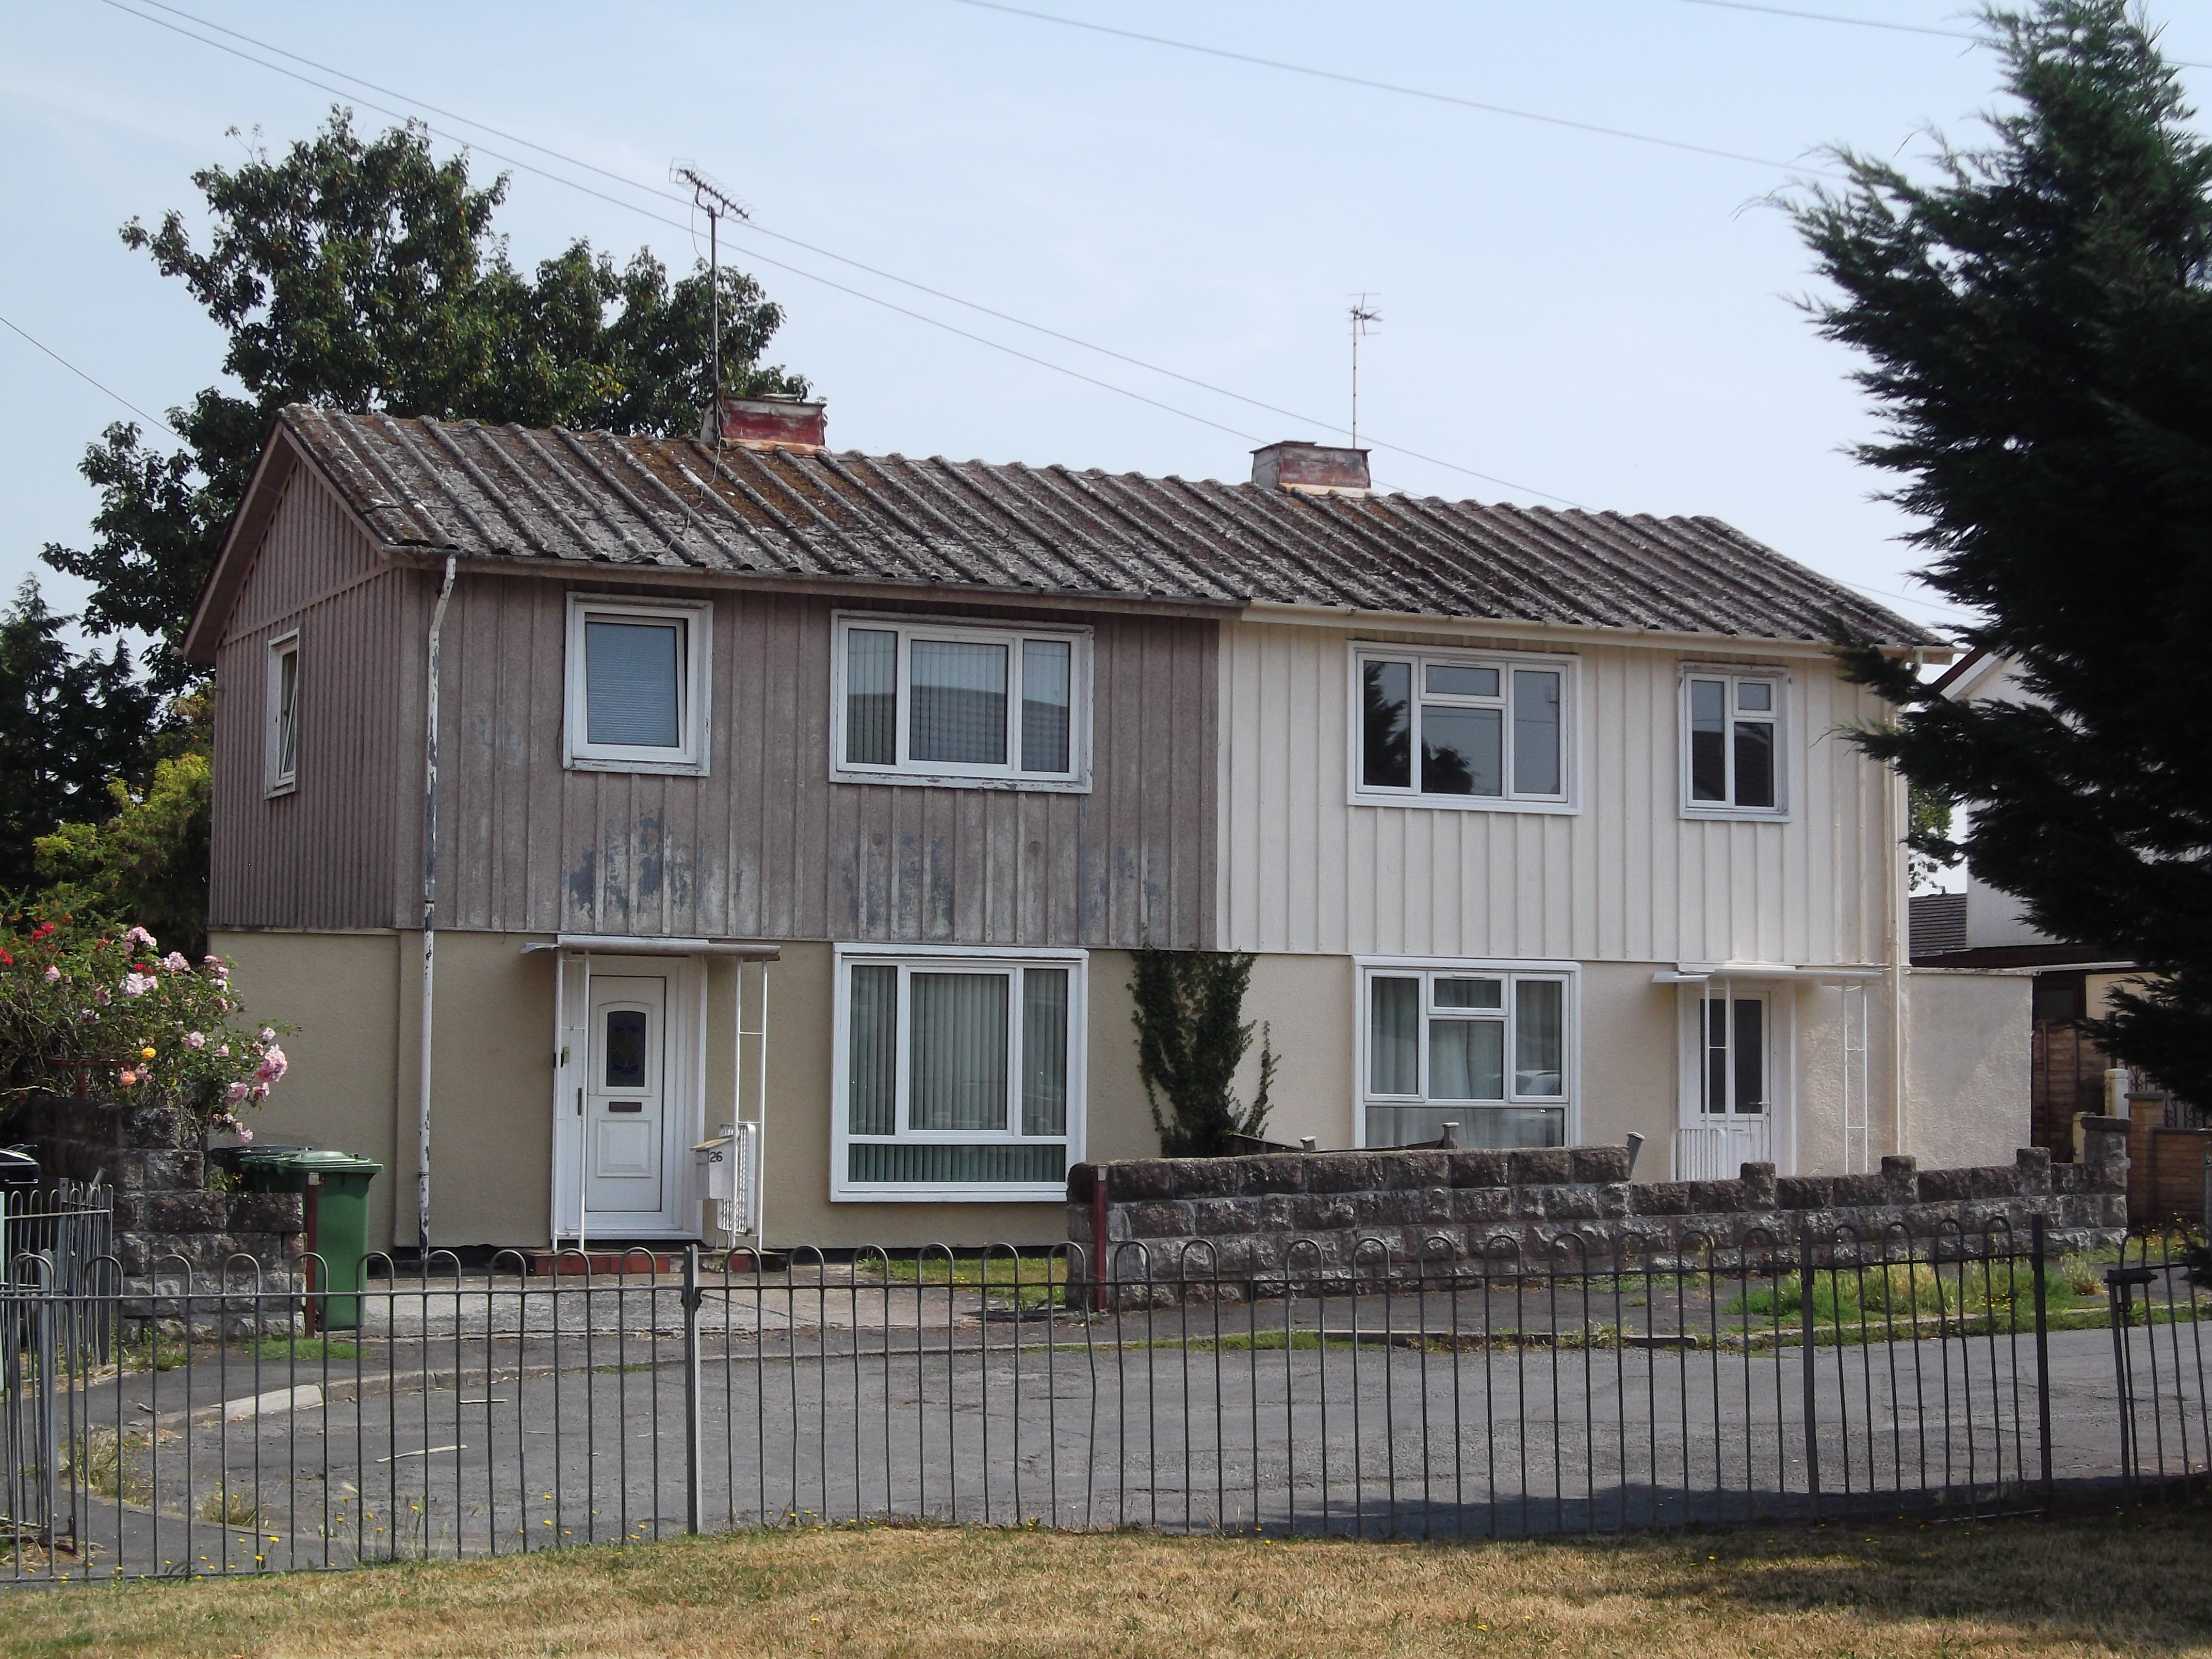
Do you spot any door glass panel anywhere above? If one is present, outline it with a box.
[1704,997,1729,1113]
[584,619,682,748]
[1369,977,1420,1094]
[1512,670,1562,795]
[1428,1018,1505,1100]
[1514,980,1565,1097]
[1020,640,1072,773]
[1733,999,1766,1113]
[910,641,1008,765]
[845,629,898,765]
[909,972,1010,1131]
[1734,719,1776,808]
[1361,661,1412,788]
[603,1009,647,1088]
[1421,705,1501,796]
[1689,678,1727,801]
[1021,968,1070,1135]
[847,964,897,1134]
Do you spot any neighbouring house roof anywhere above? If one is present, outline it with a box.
[185,404,1940,663]
[1909,891,1967,959]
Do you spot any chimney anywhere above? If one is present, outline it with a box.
[706,393,828,452]
[1249,440,1370,494]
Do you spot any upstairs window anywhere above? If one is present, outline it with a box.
[1352,646,1573,810]
[564,597,712,774]
[833,615,1089,789]
[1682,669,1785,817]
[266,632,300,795]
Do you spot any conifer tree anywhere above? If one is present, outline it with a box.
[1130,945,1276,1158]
[1801,1,2212,1097]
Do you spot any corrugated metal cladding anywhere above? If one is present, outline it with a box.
[437,578,1214,949]
[1218,623,1896,966]
[278,405,1937,647]
[209,469,412,931]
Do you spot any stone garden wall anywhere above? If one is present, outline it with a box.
[19,1095,303,1312]
[1068,1118,2131,1293]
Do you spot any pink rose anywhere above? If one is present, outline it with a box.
[237,1128,253,1143]
[225,1081,252,1103]
[216,1044,230,1058]
[161,952,189,972]
[125,926,156,949]
[255,1045,289,1085]
[120,973,155,998]
[258,1027,275,1043]
[185,1031,206,1050]
[251,1082,270,1101]
[43,965,59,983]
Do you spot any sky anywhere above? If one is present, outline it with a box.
[7,0,2212,652]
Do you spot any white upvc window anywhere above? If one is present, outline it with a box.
[266,631,300,795]
[1680,666,1787,819]
[1355,959,1577,1150]
[831,613,1092,790]
[831,945,1087,1201]
[1349,644,1575,811]
[563,596,712,774]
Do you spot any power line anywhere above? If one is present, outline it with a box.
[102,0,1583,503]
[0,313,181,440]
[950,0,1847,180]
[1667,0,2212,72]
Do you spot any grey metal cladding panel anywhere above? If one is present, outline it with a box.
[208,470,403,932]
[428,581,1214,948]
[278,406,1934,645]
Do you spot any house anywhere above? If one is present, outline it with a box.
[1909,647,2178,1157]
[182,397,2029,1255]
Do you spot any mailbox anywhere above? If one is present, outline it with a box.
[692,1121,759,1239]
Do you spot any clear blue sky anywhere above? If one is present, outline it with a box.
[8,1,2211,648]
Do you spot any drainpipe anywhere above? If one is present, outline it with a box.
[1886,648,1922,1162]
[417,555,458,1261]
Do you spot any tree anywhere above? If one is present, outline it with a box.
[1130,945,1277,1158]
[0,579,157,891]
[42,108,806,691]
[1797,2,2212,1095]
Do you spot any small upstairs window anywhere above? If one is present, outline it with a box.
[266,632,300,795]
[1682,669,1785,818]
[833,615,1089,789]
[564,596,712,774]
[1351,646,1573,810]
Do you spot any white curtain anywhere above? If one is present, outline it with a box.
[1369,976,1420,1094]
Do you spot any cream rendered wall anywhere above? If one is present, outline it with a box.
[1905,970,2032,1170]
[1216,621,1893,968]
[209,929,403,1248]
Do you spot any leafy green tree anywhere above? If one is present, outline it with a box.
[0,580,156,891]
[1130,945,1277,1157]
[1799,2,2212,1094]
[43,108,806,691]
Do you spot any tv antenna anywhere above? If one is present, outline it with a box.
[1348,295,1382,451]
[671,162,750,400]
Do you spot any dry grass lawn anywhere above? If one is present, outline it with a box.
[5,1507,2210,1658]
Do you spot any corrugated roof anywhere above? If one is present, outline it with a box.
[279,404,1937,645]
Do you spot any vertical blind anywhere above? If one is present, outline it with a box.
[1021,968,1069,1134]
[1020,640,1071,773]
[908,972,1010,1131]
[584,619,683,748]
[910,641,1007,765]
[848,964,898,1134]
[845,628,898,765]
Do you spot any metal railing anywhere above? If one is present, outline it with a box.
[1,1219,2204,1583]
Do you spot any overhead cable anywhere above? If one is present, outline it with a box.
[1668,0,2212,69]
[0,313,181,440]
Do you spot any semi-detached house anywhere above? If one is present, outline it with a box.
[183,397,2029,1255]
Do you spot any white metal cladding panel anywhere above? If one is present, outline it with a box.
[1216,621,1891,964]
[433,578,1216,948]
[209,469,410,930]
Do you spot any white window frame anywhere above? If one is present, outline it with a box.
[830,612,1093,791]
[1353,956,1580,1148]
[265,630,300,796]
[1679,664,1789,821]
[1346,643,1578,814]
[831,943,1087,1202]
[563,595,713,775]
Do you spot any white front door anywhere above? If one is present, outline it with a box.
[588,974,668,1218]
[1675,983,1775,1179]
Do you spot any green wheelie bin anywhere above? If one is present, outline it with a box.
[237,1148,383,1331]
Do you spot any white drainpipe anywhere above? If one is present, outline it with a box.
[417,555,458,1260]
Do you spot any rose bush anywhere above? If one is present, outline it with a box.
[0,906,288,1134]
